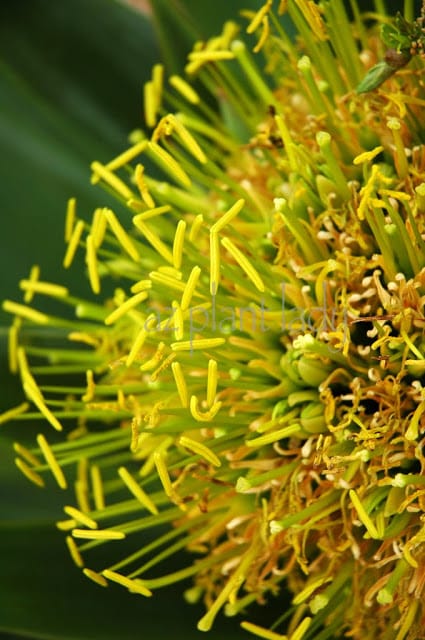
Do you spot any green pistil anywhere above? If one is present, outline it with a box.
[316,131,351,201]
[324,0,363,88]
[377,557,410,604]
[270,490,339,532]
[231,40,277,107]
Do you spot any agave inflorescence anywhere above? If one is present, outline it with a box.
[3,0,425,638]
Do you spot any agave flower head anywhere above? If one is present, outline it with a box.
[3,1,425,638]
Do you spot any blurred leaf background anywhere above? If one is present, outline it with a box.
[0,0,411,638]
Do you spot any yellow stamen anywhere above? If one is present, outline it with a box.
[147,141,191,188]
[37,433,67,489]
[24,382,63,432]
[395,600,418,640]
[135,164,156,208]
[169,75,200,104]
[210,199,245,234]
[210,232,220,294]
[253,16,270,54]
[132,218,174,264]
[247,424,302,447]
[82,369,95,403]
[91,208,107,248]
[295,0,327,40]
[188,50,235,62]
[274,115,298,171]
[0,402,29,425]
[140,342,166,372]
[153,450,174,498]
[189,214,204,243]
[91,465,105,511]
[353,146,384,165]
[23,265,40,304]
[357,163,379,220]
[91,161,134,200]
[152,63,164,112]
[207,359,218,408]
[14,457,45,488]
[20,279,68,299]
[241,621,287,640]
[66,535,84,568]
[126,327,148,367]
[387,117,408,179]
[144,80,157,128]
[246,0,272,34]
[169,114,207,163]
[179,435,221,467]
[104,208,140,261]
[130,279,152,294]
[180,266,201,311]
[102,569,152,597]
[13,441,40,466]
[189,395,222,422]
[171,361,188,408]
[118,466,158,515]
[104,290,149,326]
[289,617,312,640]
[132,205,170,222]
[65,197,77,242]
[292,576,331,604]
[171,338,225,352]
[3,300,49,325]
[86,234,100,294]
[8,319,20,374]
[172,301,184,341]
[64,505,98,529]
[173,219,186,270]
[63,219,85,268]
[72,529,125,540]
[83,568,108,587]
[92,140,148,183]
[221,237,265,292]
[349,489,379,539]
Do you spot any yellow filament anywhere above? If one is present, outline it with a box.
[66,536,84,568]
[395,600,419,640]
[210,232,220,294]
[91,465,105,511]
[188,50,235,62]
[349,489,379,539]
[253,16,270,53]
[147,141,191,188]
[171,338,225,352]
[179,436,221,467]
[37,433,67,489]
[247,424,302,447]
[152,63,164,111]
[140,342,165,372]
[92,140,148,183]
[91,208,107,248]
[65,197,77,242]
[132,205,171,222]
[8,319,20,374]
[24,382,63,432]
[207,359,218,408]
[295,0,327,40]
[173,220,186,270]
[171,361,188,407]
[133,218,174,264]
[153,451,174,498]
[64,505,98,529]
[130,279,152,293]
[189,395,222,422]
[289,617,312,640]
[210,199,245,234]
[102,570,152,597]
[13,441,40,466]
[172,301,184,340]
[353,146,384,165]
[274,115,298,171]
[126,327,148,367]
[169,74,200,104]
[3,300,49,325]
[241,621,287,640]
[83,568,108,587]
[104,290,149,325]
[72,529,125,540]
[221,237,265,292]
[292,577,331,604]
[56,519,77,531]
[144,80,157,128]
[181,266,201,311]
[387,118,408,179]
[246,0,272,33]
[189,214,204,243]
[169,114,207,163]
[86,234,100,294]
[118,466,158,514]
[104,208,140,261]
[15,457,45,488]
[82,369,95,403]
[135,164,155,208]
[0,402,29,425]
[63,219,85,268]
[91,161,134,200]
[20,279,68,298]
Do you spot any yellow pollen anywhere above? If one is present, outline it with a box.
[83,568,109,587]
[173,220,186,270]
[189,395,222,422]
[171,338,225,352]
[221,237,265,292]
[90,161,134,200]
[86,234,100,294]
[210,198,245,234]
[104,208,140,262]
[189,214,204,243]
[147,141,191,188]
[181,266,201,311]
[102,569,152,597]
[349,489,380,539]
[169,74,200,104]
[37,433,67,489]
[207,359,218,408]
[126,327,148,367]
[66,536,84,568]
[118,466,158,514]
[63,219,85,268]
[135,164,155,209]
[133,218,174,264]
[132,204,171,222]
[14,457,45,488]
[72,529,125,540]
[0,402,29,425]
[171,361,188,407]
[151,352,177,382]
[65,197,77,242]
[64,506,98,529]
[3,300,49,325]
[104,290,149,325]
[91,465,105,510]
[179,435,221,467]
[140,342,166,372]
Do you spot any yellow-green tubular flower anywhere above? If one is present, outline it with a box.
[3,1,425,639]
